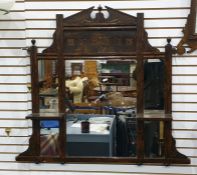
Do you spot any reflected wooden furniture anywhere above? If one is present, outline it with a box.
[100,73,131,86]
[16,6,190,164]
[73,103,102,114]
[84,60,98,79]
[94,85,136,98]
[100,61,133,86]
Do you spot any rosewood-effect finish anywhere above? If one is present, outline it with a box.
[16,6,190,165]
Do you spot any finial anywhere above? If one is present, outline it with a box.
[98,5,102,12]
[167,37,171,44]
[31,39,36,46]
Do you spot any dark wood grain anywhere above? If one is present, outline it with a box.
[164,38,172,114]
[56,14,66,160]
[16,6,190,165]
[136,13,144,114]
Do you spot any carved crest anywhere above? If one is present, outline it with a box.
[43,6,158,55]
[63,6,137,27]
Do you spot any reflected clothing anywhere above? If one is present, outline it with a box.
[116,115,129,156]
[144,61,164,109]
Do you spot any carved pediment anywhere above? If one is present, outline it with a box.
[63,6,137,27]
[43,6,158,55]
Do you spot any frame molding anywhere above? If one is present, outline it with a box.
[16,6,190,165]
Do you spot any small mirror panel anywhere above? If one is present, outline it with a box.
[144,59,164,114]
[40,120,60,156]
[143,120,164,158]
[39,60,59,115]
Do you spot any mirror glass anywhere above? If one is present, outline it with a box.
[37,58,165,159]
[144,59,164,115]
[65,59,137,157]
[143,120,164,158]
[38,59,59,115]
[40,120,60,156]
[38,59,61,157]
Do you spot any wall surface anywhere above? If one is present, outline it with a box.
[0,0,197,174]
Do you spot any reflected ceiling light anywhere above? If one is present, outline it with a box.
[0,0,15,15]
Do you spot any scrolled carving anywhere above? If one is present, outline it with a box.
[177,0,197,54]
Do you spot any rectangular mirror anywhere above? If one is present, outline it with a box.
[65,59,137,158]
[38,59,59,115]
[143,121,164,158]
[144,59,164,114]
[40,120,60,156]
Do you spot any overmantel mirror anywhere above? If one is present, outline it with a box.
[177,0,197,54]
[16,6,190,164]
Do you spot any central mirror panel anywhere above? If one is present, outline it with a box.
[65,59,137,157]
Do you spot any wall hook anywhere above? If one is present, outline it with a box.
[5,128,11,137]
[27,83,32,92]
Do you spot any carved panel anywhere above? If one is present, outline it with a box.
[63,30,137,55]
[63,6,137,27]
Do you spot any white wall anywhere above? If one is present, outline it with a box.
[0,0,196,174]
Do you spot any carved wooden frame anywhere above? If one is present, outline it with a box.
[16,6,190,165]
[177,0,197,54]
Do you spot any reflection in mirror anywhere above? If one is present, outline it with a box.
[71,63,83,77]
[66,113,117,157]
[38,60,59,115]
[143,59,165,159]
[65,59,137,157]
[144,59,164,114]
[40,120,60,156]
[144,121,164,158]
